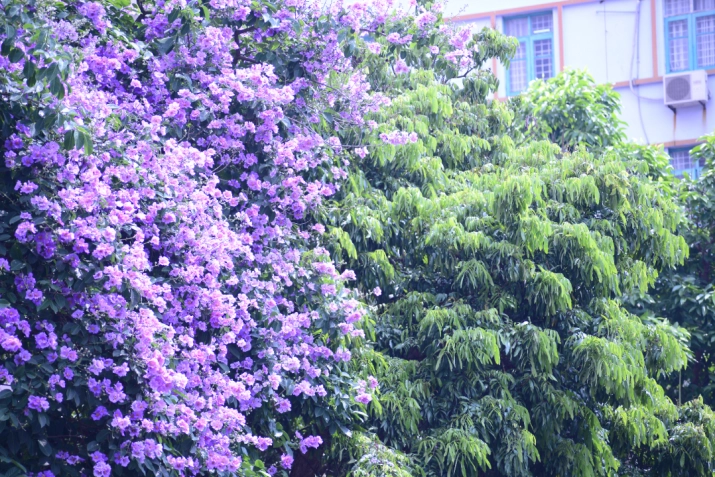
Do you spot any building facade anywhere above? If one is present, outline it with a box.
[448,0,715,177]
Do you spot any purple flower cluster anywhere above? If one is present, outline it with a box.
[0,0,483,473]
[0,0,420,473]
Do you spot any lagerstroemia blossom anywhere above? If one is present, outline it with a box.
[0,0,483,474]
[0,0,390,475]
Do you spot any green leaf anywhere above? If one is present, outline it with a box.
[167,8,181,23]
[8,48,24,63]
[38,438,52,455]
[49,75,65,99]
[37,414,49,429]
[5,25,17,41]
[1,38,13,56]
[63,130,75,150]
[82,131,93,155]
[155,36,175,55]
[75,130,85,151]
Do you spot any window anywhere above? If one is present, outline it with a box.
[504,12,554,95]
[665,0,715,72]
[669,146,704,177]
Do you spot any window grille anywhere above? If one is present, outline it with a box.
[669,147,705,178]
[504,12,555,95]
[665,0,715,71]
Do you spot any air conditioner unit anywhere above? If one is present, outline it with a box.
[664,70,709,109]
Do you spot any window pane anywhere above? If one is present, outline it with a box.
[697,15,715,66]
[531,14,553,34]
[510,42,527,92]
[534,38,552,57]
[665,0,691,16]
[669,19,690,70]
[669,18,689,37]
[670,149,693,171]
[695,0,715,11]
[505,18,528,37]
[510,61,527,92]
[534,58,553,80]
[533,39,553,80]
[512,40,526,60]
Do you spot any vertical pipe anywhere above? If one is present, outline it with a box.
[650,0,659,77]
[557,5,565,71]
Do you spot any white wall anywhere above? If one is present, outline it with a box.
[446,0,714,146]
[562,0,656,84]
[616,78,715,145]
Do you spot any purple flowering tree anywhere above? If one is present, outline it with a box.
[0,0,399,475]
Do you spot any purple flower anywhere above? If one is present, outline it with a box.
[356,393,372,404]
[88,359,105,375]
[276,398,291,413]
[93,461,111,477]
[386,33,401,43]
[281,454,294,469]
[0,0,435,471]
[16,349,31,363]
[394,59,409,74]
[15,221,36,243]
[28,395,50,412]
[299,435,323,454]
[91,451,107,463]
[107,383,126,403]
[1,334,22,352]
[78,2,108,33]
[112,362,129,377]
[256,437,273,451]
[35,332,50,349]
[25,288,43,306]
[92,406,109,421]
[60,346,78,361]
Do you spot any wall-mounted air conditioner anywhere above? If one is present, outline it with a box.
[664,70,709,110]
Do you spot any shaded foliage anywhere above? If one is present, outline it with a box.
[320,22,715,477]
[629,134,715,410]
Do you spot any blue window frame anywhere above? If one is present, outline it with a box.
[669,146,704,177]
[665,0,715,73]
[504,12,555,95]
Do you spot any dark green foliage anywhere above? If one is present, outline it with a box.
[629,134,715,409]
[319,17,715,477]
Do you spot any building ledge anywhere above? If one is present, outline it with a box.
[611,68,715,90]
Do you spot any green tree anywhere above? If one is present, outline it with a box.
[510,68,625,153]
[319,15,715,477]
[628,134,715,409]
